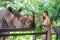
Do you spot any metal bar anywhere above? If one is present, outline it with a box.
[0,32,47,37]
[35,35,36,40]
[46,31,47,40]
[0,28,35,32]
[56,34,58,40]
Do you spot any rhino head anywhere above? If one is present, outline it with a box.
[4,7,35,29]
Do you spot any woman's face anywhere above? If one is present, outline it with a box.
[42,12,47,17]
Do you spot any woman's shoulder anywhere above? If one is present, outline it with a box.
[46,16,51,20]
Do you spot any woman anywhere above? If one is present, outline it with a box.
[42,10,51,40]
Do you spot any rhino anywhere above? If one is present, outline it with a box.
[0,7,35,40]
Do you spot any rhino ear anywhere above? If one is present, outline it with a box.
[17,7,22,12]
[7,7,14,13]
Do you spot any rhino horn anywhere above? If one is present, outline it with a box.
[29,11,35,21]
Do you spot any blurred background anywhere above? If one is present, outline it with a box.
[0,0,60,40]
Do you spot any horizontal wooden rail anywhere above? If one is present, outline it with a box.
[0,32,47,37]
[0,28,35,32]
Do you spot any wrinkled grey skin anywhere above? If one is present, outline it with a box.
[0,7,35,40]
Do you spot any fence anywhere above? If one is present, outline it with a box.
[0,28,47,40]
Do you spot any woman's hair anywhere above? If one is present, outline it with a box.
[42,10,48,16]
[42,10,48,20]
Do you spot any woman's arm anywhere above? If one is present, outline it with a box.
[38,16,44,25]
[47,17,51,28]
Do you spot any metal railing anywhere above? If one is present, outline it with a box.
[0,28,47,40]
